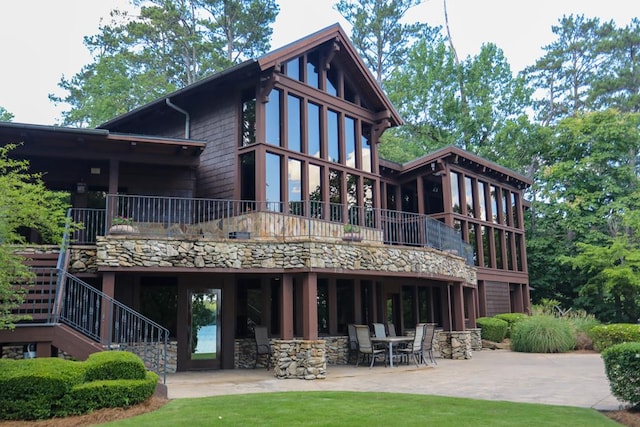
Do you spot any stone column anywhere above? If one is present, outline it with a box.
[437,331,472,360]
[272,340,326,380]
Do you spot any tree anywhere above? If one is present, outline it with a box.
[0,107,13,122]
[524,15,610,124]
[50,0,279,127]
[0,144,73,329]
[530,110,640,321]
[589,18,640,113]
[334,0,431,85]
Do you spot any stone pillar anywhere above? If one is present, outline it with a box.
[100,272,115,344]
[437,331,472,360]
[272,340,326,380]
[468,328,482,351]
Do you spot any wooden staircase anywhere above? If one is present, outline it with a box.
[12,249,59,323]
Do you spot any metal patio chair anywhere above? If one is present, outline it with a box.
[355,324,386,368]
[253,325,272,370]
[398,323,426,367]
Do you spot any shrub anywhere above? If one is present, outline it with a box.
[601,342,640,409]
[84,351,147,381]
[566,314,601,350]
[589,324,640,352]
[476,317,508,342]
[494,313,527,337]
[511,315,576,353]
[0,358,85,420]
[63,371,159,415]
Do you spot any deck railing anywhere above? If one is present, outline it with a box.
[69,195,473,264]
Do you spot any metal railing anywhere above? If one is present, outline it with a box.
[99,194,474,264]
[53,208,169,383]
[54,270,169,383]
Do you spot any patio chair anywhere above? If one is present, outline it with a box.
[423,323,437,365]
[398,323,426,367]
[355,324,386,368]
[387,323,397,337]
[373,322,386,338]
[253,325,272,370]
[347,324,359,364]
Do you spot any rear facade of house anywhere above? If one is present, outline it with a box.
[0,24,530,375]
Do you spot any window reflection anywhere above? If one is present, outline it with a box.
[451,172,461,213]
[266,89,281,146]
[265,152,282,210]
[327,66,338,96]
[361,125,372,172]
[327,110,340,163]
[190,290,219,361]
[287,95,301,152]
[477,181,487,221]
[308,102,321,158]
[288,158,302,215]
[307,52,320,89]
[286,57,301,81]
[241,93,256,146]
[465,176,474,217]
[309,164,323,218]
[345,116,356,168]
[329,169,342,222]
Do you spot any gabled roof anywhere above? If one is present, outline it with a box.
[380,145,532,190]
[100,24,402,130]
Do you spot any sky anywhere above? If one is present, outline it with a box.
[0,0,637,125]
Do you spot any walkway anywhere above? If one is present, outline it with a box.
[166,350,624,410]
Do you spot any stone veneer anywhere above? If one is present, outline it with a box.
[438,331,472,360]
[94,237,476,284]
[235,336,348,369]
[272,340,326,379]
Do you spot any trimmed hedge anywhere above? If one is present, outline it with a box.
[494,313,527,337]
[0,351,157,421]
[589,324,640,352]
[476,317,508,342]
[0,358,86,420]
[602,342,640,408]
[85,350,147,381]
[510,315,575,353]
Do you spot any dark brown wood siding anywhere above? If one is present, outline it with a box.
[483,281,510,316]
[192,91,239,200]
[120,163,196,198]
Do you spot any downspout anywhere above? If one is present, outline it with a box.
[165,98,190,139]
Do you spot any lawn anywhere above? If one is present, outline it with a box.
[103,392,619,426]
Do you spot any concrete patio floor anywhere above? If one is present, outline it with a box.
[166,349,624,410]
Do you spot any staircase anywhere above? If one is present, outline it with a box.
[3,243,169,383]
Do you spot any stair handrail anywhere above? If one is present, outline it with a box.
[51,208,73,323]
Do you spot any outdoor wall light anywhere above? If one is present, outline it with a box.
[76,181,87,194]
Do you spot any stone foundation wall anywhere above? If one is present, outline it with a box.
[469,328,482,351]
[95,237,476,284]
[272,340,326,380]
[438,331,472,360]
[119,341,178,374]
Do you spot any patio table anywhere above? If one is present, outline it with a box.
[371,336,413,367]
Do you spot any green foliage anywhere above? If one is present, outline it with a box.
[0,106,13,121]
[589,324,640,352]
[476,317,508,342]
[0,358,85,420]
[0,352,156,421]
[85,351,147,381]
[511,315,576,353]
[64,371,158,415]
[0,144,74,329]
[495,313,527,337]
[601,342,640,408]
[51,0,279,126]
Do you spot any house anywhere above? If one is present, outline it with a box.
[0,24,530,378]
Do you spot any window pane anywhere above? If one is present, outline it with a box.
[308,102,321,158]
[327,110,340,163]
[286,57,301,81]
[240,151,255,202]
[307,52,320,89]
[506,231,513,270]
[361,124,372,172]
[477,181,487,221]
[511,192,520,228]
[502,189,509,226]
[288,159,302,215]
[345,116,356,168]
[309,163,323,218]
[265,89,281,146]
[515,233,523,271]
[465,176,474,218]
[317,279,329,334]
[327,66,338,96]
[241,94,256,146]
[451,172,461,213]
[482,226,491,268]
[287,95,301,152]
[495,229,503,269]
[265,152,281,210]
[468,222,478,266]
[364,178,375,227]
[490,185,499,223]
[329,169,342,222]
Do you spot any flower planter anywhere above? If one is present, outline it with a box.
[109,224,136,235]
[342,232,362,242]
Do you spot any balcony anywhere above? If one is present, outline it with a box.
[70,195,473,265]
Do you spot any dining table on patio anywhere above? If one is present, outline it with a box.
[370,336,414,367]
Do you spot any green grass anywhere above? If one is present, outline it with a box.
[103,392,618,426]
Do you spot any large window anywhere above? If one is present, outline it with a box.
[309,163,323,217]
[361,125,372,173]
[329,169,343,222]
[266,89,281,146]
[288,159,302,215]
[287,94,302,152]
[241,93,256,146]
[345,116,356,168]
[265,152,282,209]
[327,110,340,163]
[308,102,321,158]
[451,172,462,214]
[465,176,474,217]
[477,181,487,221]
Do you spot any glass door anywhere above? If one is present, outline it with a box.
[188,288,220,368]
